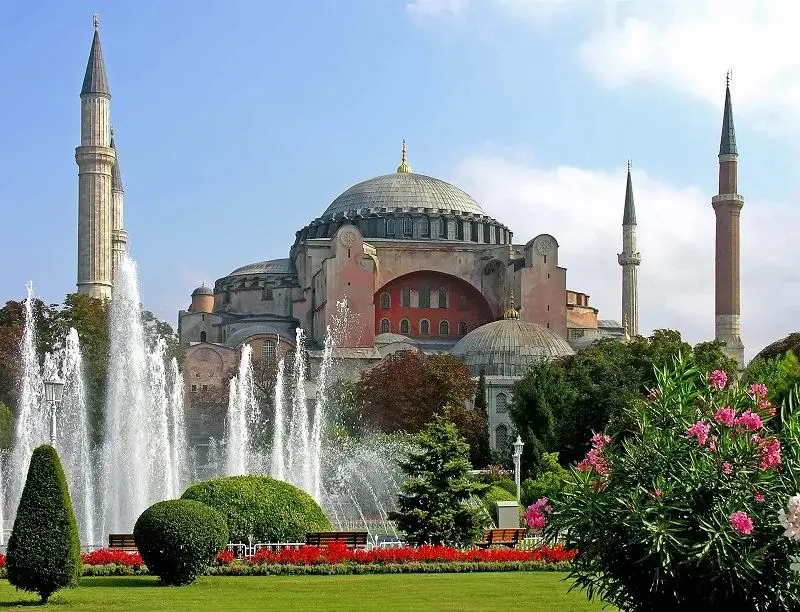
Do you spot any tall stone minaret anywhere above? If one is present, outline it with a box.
[713,72,745,368]
[76,15,115,300]
[617,160,640,337]
[110,130,128,278]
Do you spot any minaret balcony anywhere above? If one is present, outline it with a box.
[712,194,744,204]
[617,252,641,266]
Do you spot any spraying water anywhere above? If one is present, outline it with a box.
[225,344,259,475]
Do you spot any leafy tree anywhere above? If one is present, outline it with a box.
[469,370,491,468]
[359,351,478,444]
[326,378,364,438]
[6,444,81,603]
[521,452,570,507]
[141,309,183,365]
[0,401,13,449]
[390,417,488,546]
[0,324,22,409]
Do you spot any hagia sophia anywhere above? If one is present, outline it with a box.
[73,21,745,453]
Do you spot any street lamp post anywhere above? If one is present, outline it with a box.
[512,435,524,503]
[43,379,65,446]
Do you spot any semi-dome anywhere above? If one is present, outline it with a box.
[452,319,574,377]
[322,173,485,218]
[228,258,295,277]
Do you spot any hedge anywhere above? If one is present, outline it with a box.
[481,485,519,522]
[181,475,331,543]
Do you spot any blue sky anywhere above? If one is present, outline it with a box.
[1,0,798,359]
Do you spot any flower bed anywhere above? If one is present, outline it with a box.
[0,544,574,578]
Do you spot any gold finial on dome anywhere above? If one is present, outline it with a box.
[396,140,412,174]
[503,288,520,320]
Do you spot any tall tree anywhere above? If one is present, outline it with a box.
[390,417,487,546]
[470,370,491,468]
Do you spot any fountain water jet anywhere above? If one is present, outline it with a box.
[224,344,260,475]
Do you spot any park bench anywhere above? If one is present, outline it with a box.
[474,528,526,549]
[108,533,138,552]
[305,531,369,549]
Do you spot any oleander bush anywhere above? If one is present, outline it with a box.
[133,499,228,585]
[181,475,331,543]
[543,354,800,611]
[5,444,82,603]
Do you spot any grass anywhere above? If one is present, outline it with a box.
[0,573,610,611]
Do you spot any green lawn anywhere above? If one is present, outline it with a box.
[0,574,610,611]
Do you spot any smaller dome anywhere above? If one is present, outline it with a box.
[570,330,615,352]
[374,333,418,345]
[192,285,213,296]
[452,319,574,377]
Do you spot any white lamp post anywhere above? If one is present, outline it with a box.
[43,379,65,446]
[512,435,524,502]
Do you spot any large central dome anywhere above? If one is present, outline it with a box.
[322,172,485,218]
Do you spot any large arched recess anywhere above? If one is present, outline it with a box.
[374,271,494,339]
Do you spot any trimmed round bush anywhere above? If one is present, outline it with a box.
[181,475,331,543]
[133,499,228,586]
[6,444,81,603]
[481,485,519,522]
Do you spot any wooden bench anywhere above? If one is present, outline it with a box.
[474,528,526,549]
[108,533,138,552]
[305,531,369,549]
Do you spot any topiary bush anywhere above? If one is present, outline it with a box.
[481,485,518,523]
[544,354,800,611]
[6,444,81,603]
[133,499,228,586]
[181,475,331,543]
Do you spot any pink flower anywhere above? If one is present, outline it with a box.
[760,438,782,471]
[686,421,711,446]
[708,436,718,451]
[578,433,612,476]
[526,498,553,530]
[591,432,611,450]
[708,369,728,390]
[647,488,663,499]
[749,383,768,399]
[758,400,776,417]
[714,407,736,427]
[754,492,766,503]
[734,410,762,432]
[730,511,754,535]
[722,461,732,475]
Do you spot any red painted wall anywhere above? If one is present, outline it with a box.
[375,271,494,339]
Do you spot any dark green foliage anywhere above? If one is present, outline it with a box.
[181,475,331,543]
[546,354,800,611]
[6,444,81,603]
[511,329,738,466]
[133,499,228,586]
[390,417,489,546]
[481,485,518,523]
[471,370,491,468]
[0,401,13,449]
[520,452,570,507]
[326,378,365,438]
[744,351,800,414]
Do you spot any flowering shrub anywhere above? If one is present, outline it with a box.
[213,541,575,566]
[80,549,143,567]
[543,355,800,611]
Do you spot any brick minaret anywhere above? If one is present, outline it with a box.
[618,160,640,337]
[76,15,115,299]
[713,72,745,368]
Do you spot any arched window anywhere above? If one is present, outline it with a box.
[420,320,430,336]
[422,216,430,236]
[403,216,413,236]
[200,331,207,343]
[284,350,296,375]
[495,424,509,451]
[380,319,390,334]
[439,320,449,336]
[438,288,447,308]
[458,321,468,336]
[400,319,410,335]
[380,292,391,309]
[261,341,277,364]
[438,217,447,237]
[401,287,411,307]
[419,283,430,308]
[386,218,396,236]
[496,393,508,414]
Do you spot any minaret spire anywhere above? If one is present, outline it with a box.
[618,160,641,337]
[76,15,115,299]
[713,72,745,368]
[396,140,412,173]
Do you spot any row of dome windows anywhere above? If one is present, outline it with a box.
[379,318,469,337]
[379,290,470,310]
[303,216,510,244]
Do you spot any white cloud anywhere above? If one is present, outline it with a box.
[451,154,799,361]
[406,0,470,19]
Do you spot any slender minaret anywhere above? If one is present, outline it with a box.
[110,129,128,277]
[713,71,745,368]
[617,160,640,337]
[76,14,115,299]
